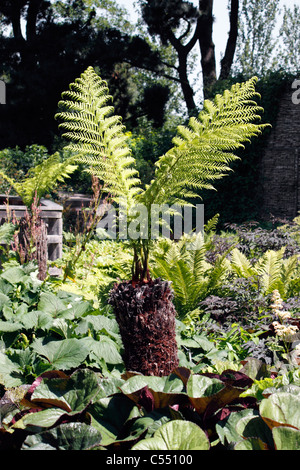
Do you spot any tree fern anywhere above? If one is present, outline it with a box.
[55,68,268,281]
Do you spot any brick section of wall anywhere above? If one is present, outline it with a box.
[260,81,300,220]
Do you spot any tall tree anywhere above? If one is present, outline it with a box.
[0,0,167,148]
[139,0,239,110]
[139,0,200,114]
[278,4,300,74]
[232,0,280,77]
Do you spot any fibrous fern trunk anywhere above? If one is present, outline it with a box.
[109,278,179,376]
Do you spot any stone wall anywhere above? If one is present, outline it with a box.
[260,80,300,220]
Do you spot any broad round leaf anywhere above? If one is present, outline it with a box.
[30,369,99,413]
[132,420,210,450]
[22,422,103,450]
[186,374,224,413]
[31,338,89,370]
[234,437,269,450]
[272,426,300,450]
[260,392,300,430]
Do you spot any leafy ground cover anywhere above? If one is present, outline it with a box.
[0,216,299,450]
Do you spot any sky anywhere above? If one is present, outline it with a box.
[118,0,297,103]
[119,0,298,70]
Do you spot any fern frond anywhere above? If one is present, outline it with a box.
[204,213,219,234]
[0,154,77,207]
[150,232,230,318]
[55,66,142,207]
[230,248,256,278]
[140,76,269,209]
[254,249,285,294]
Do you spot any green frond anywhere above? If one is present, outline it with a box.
[150,233,230,319]
[0,154,77,207]
[55,66,142,207]
[140,76,269,210]
[254,249,285,295]
[230,248,256,278]
[204,214,220,234]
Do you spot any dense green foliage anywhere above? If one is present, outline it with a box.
[0,212,299,449]
[0,64,299,450]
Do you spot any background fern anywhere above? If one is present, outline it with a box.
[150,232,231,320]
[229,247,300,299]
[0,153,77,207]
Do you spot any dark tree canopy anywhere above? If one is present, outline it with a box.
[139,0,239,110]
[0,0,168,149]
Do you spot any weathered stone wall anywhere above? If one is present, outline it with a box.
[260,80,300,220]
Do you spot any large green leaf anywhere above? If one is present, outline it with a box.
[0,352,24,387]
[234,437,269,450]
[120,374,184,396]
[272,426,300,450]
[31,338,89,370]
[13,408,67,431]
[37,292,67,315]
[235,414,273,448]
[120,373,185,409]
[0,266,27,284]
[186,371,253,414]
[186,374,225,413]
[20,310,53,330]
[29,369,99,413]
[259,392,300,430]
[88,394,139,445]
[0,319,23,332]
[0,292,11,311]
[75,314,120,339]
[21,422,103,450]
[216,409,256,447]
[88,336,123,365]
[131,420,210,450]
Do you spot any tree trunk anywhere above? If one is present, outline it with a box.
[198,0,217,98]
[167,30,198,115]
[177,49,198,115]
[219,0,239,80]
[109,278,179,376]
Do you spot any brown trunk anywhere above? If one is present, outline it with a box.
[198,0,217,98]
[109,278,179,376]
[219,0,239,81]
